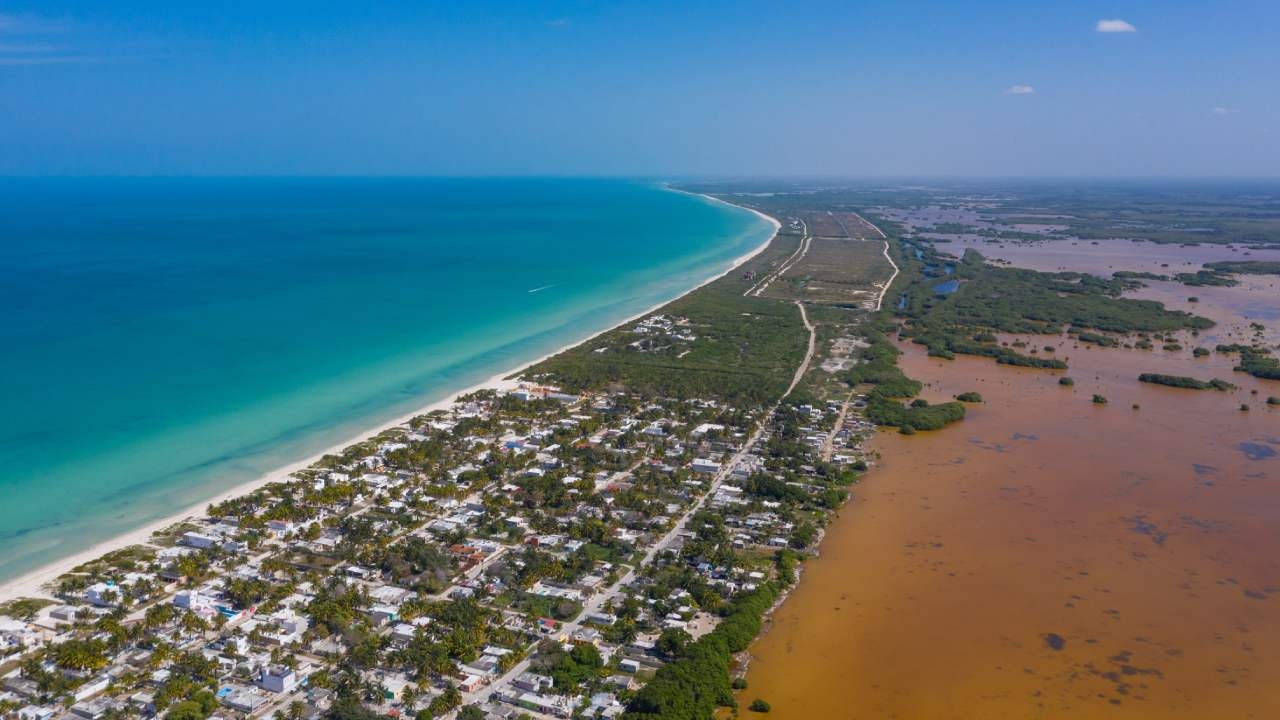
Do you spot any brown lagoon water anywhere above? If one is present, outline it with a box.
[740,245,1280,719]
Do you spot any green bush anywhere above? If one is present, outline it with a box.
[1076,332,1118,347]
[1137,374,1235,391]
[867,397,966,431]
[624,585,781,720]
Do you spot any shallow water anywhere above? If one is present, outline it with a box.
[741,247,1280,719]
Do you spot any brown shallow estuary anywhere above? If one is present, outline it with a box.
[739,249,1280,719]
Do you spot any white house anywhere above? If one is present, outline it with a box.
[257,665,298,694]
[84,583,118,608]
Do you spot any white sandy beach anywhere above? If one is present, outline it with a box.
[0,193,779,604]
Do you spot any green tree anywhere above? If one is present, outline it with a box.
[656,628,692,659]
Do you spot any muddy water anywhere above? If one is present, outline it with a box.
[740,269,1280,718]
[954,237,1280,277]
[962,238,1280,346]
[966,241,1280,347]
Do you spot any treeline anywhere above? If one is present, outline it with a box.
[904,249,1213,335]
[1217,345,1280,381]
[1075,331,1119,347]
[843,322,922,399]
[1204,261,1280,275]
[1113,271,1169,281]
[1138,374,1235,391]
[1170,260,1280,287]
[835,322,967,432]
[623,582,782,720]
[1175,270,1238,287]
[910,330,1067,369]
[866,397,966,433]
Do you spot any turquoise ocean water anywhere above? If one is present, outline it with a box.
[0,178,773,584]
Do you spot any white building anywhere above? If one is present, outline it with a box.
[257,665,298,694]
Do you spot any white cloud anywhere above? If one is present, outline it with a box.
[0,13,64,34]
[1096,19,1137,33]
[1004,84,1036,95]
[0,13,86,66]
[1211,107,1234,116]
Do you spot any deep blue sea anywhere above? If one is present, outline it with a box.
[0,178,773,584]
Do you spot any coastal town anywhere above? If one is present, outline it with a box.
[0,192,896,720]
[0,372,874,720]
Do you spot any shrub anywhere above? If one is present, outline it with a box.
[1137,374,1235,391]
[868,397,965,431]
[624,585,780,720]
[749,699,772,713]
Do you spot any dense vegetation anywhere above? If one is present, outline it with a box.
[1175,270,1238,287]
[1217,345,1280,380]
[623,582,782,720]
[867,397,966,432]
[528,238,807,406]
[1138,374,1235,391]
[910,330,1068,368]
[1204,261,1280,275]
[1170,261,1280,288]
[842,322,921,399]
[906,250,1213,335]
[1113,271,1169,281]
[1075,331,1119,347]
[884,248,1211,374]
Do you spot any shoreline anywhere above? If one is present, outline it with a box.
[0,190,780,605]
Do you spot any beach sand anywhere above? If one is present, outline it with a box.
[0,193,778,604]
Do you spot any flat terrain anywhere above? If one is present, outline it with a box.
[762,236,894,306]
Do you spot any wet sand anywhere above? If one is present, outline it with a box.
[740,247,1280,719]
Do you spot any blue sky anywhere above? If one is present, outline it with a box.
[0,0,1276,176]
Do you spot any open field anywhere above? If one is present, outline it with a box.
[761,237,895,307]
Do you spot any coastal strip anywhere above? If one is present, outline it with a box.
[0,191,780,605]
